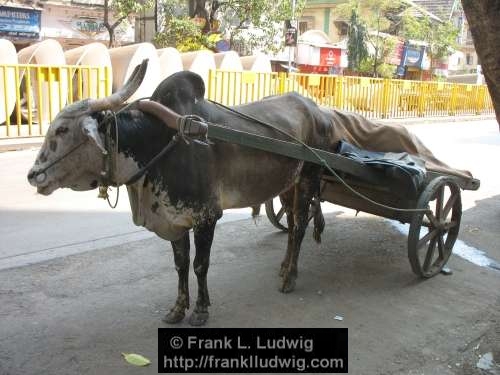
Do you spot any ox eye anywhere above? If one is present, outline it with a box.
[55,127,69,136]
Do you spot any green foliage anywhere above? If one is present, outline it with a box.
[216,0,305,28]
[155,0,306,54]
[337,0,458,75]
[347,8,368,71]
[154,17,211,51]
[161,0,186,17]
[111,0,154,19]
[400,12,459,59]
[337,0,403,76]
[102,0,153,46]
[218,0,306,53]
[336,0,400,32]
[358,57,396,78]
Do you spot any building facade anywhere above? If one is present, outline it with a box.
[0,0,133,51]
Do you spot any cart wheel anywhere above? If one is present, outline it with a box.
[408,177,462,278]
[265,197,320,232]
[265,197,288,232]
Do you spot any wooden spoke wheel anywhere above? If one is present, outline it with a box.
[265,197,320,232]
[408,177,462,278]
[265,197,289,232]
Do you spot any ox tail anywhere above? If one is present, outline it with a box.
[251,204,261,217]
[311,198,325,244]
[251,204,261,225]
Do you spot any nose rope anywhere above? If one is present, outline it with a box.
[31,139,88,181]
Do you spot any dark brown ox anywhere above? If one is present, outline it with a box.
[27,61,333,325]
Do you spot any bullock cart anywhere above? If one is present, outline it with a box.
[200,107,480,279]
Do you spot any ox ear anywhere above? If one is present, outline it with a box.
[81,117,106,154]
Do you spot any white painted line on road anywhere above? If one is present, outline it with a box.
[388,220,500,272]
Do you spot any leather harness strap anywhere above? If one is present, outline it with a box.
[135,100,208,138]
[120,101,209,185]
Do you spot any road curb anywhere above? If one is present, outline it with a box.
[378,114,495,125]
[0,137,44,153]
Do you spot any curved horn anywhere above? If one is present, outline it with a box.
[88,59,149,112]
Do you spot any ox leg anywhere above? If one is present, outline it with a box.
[189,219,217,326]
[280,166,321,293]
[311,197,325,244]
[163,232,191,324]
[278,189,295,277]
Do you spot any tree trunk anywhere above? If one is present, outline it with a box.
[103,0,114,48]
[461,1,500,129]
[106,26,115,48]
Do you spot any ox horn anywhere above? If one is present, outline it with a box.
[88,59,149,112]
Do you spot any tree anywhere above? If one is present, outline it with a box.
[103,0,153,47]
[347,8,369,72]
[154,17,211,51]
[399,12,459,60]
[461,1,500,128]
[174,0,305,53]
[337,0,403,77]
[154,0,212,51]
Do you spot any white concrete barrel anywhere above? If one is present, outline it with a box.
[108,42,161,101]
[180,50,215,97]
[0,39,17,125]
[240,53,272,72]
[210,51,244,105]
[214,51,243,71]
[64,42,112,102]
[239,54,274,104]
[17,39,68,126]
[157,47,183,81]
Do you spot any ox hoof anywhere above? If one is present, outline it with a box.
[189,311,209,326]
[279,264,288,277]
[280,277,296,293]
[313,228,322,244]
[163,309,185,324]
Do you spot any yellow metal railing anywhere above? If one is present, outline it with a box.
[1,67,493,139]
[207,70,281,105]
[0,64,111,138]
[208,70,494,119]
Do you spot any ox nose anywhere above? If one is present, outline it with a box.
[27,168,46,186]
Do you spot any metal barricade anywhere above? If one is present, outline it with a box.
[207,69,494,120]
[0,64,111,138]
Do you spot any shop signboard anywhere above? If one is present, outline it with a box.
[403,45,425,68]
[71,18,106,36]
[285,27,297,47]
[0,5,41,39]
[284,20,297,47]
[319,47,341,66]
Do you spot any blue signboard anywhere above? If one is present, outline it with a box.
[0,6,41,39]
[399,43,426,69]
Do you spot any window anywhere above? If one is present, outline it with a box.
[333,21,348,37]
[466,54,474,65]
[299,17,314,34]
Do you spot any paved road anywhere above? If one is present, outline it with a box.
[0,149,255,270]
[0,118,499,374]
